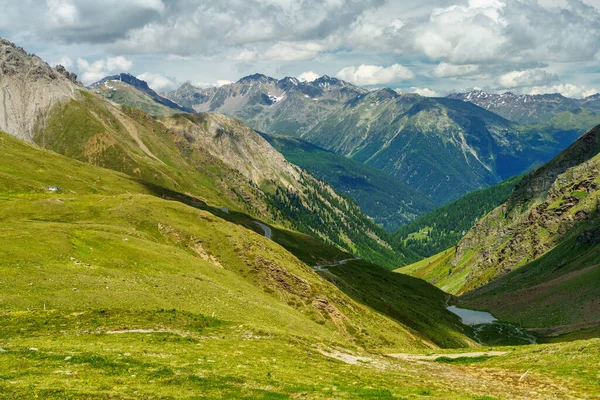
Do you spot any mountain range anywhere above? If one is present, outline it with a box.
[163,76,598,206]
[1,35,600,398]
[447,90,600,124]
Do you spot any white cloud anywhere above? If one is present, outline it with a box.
[137,72,175,91]
[263,42,324,61]
[335,64,414,86]
[231,49,258,62]
[167,54,192,61]
[53,56,74,69]
[216,80,234,87]
[497,69,557,89]
[528,84,599,98]
[409,87,439,97]
[415,0,508,64]
[297,71,320,82]
[432,62,479,78]
[47,0,79,27]
[106,56,133,71]
[77,56,133,85]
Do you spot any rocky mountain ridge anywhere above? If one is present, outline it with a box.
[89,73,194,115]
[448,89,600,124]
[0,38,79,142]
[165,73,367,137]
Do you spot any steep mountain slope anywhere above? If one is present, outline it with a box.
[166,74,367,137]
[0,37,405,268]
[393,175,522,259]
[448,90,600,124]
[0,129,473,353]
[400,125,600,334]
[304,89,576,204]
[262,133,436,231]
[0,39,78,142]
[89,73,193,116]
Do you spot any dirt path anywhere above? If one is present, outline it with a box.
[387,351,507,361]
[312,258,360,271]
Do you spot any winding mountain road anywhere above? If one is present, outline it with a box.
[253,221,272,240]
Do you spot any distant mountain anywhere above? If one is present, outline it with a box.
[165,74,367,137]
[400,124,600,336]
[89,73,194,116]
[303,89,579,204]
[125,73,587,207]
[262,133,436,231]
[447,90,600,124]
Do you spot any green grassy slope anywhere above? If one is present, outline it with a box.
[318,260,474,348]
[393,175,521,259]
[458,218,600,334]
[33,92,407,268]
[0,130,472,350]
[262,133,436,231]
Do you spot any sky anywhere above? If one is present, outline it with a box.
[1,0,599,97]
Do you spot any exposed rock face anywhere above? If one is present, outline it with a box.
[55,65,78,83]
[162,113,301,186]
[0,38,78,142]
[165,74,367,137]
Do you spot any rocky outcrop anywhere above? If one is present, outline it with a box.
[0,38,78,142]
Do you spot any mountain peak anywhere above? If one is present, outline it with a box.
[90,73,150,92]
[237,73,276,84]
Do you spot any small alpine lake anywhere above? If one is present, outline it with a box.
[448,305,537,346]
[447,306,497,325]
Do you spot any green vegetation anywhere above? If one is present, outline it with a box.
[393,175,521,259]
[304,92,576,204]
[262,133,436,231]
[399,125,600,341]
[34,93,408,269]
[319,260,474,348]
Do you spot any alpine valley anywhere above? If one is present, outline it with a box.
[0,33,599,400]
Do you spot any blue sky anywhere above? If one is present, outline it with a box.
[1,0,599,97]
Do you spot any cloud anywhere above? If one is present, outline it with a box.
[413,0,600,66]
[408,87,439,97]
[528,84,599,98]
[47,0,79,27]
[336,64,414,86]
[216,80,234,87]
[166,54,192,61]
[137,72,175,91]
[231,49,257,62]
[263,42,324,61]
[112,0,382,56]
[297,71,320,82]
[53,56,73,69]
[497,69,557,89]
[40,0,167,43]
[431,62,479,78]
[106,56,133,71]
[77,56,133,84]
